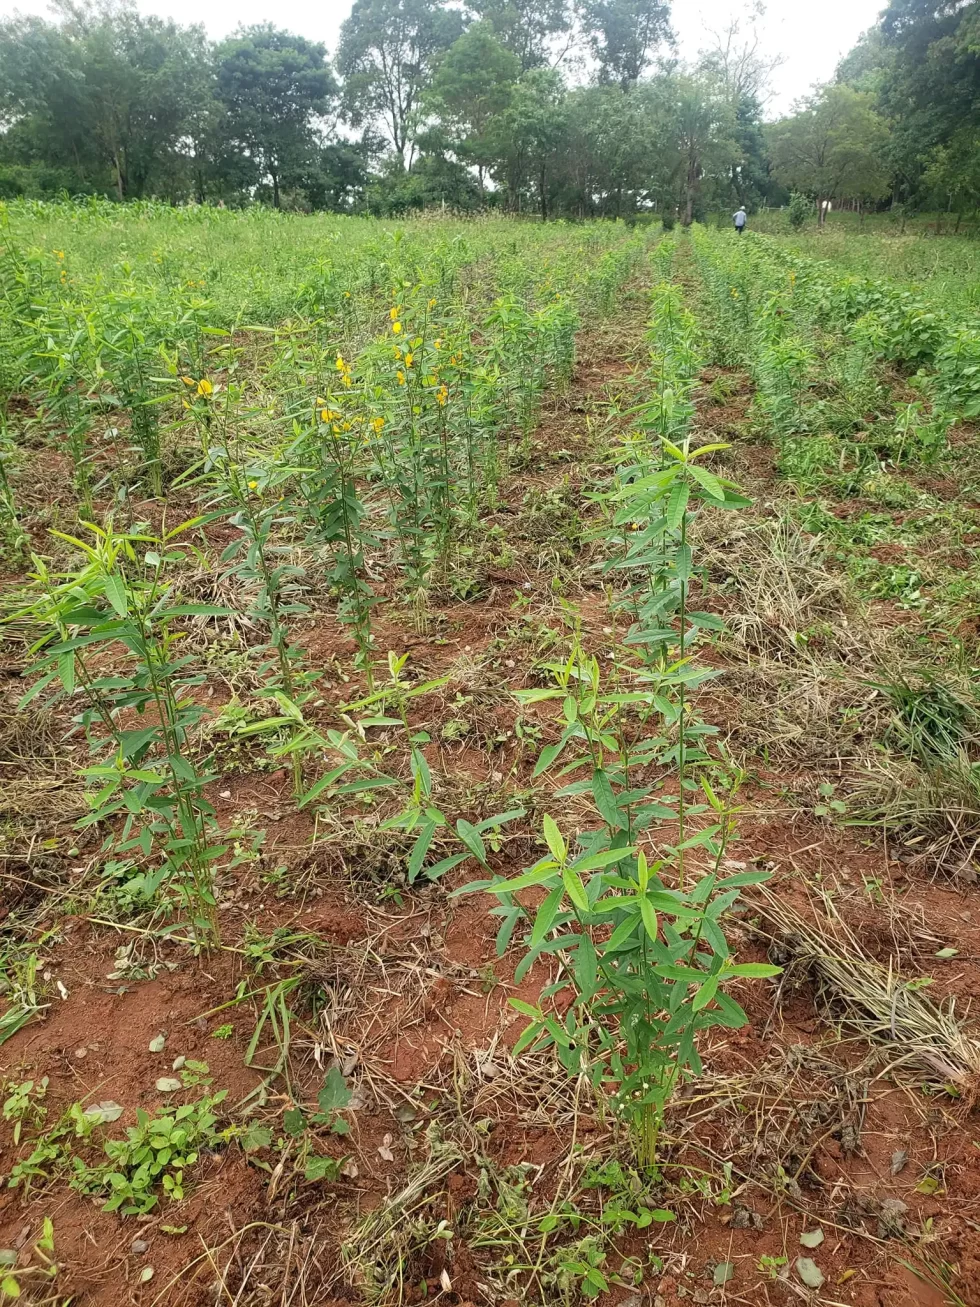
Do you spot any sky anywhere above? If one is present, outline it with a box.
[0,0,885,116]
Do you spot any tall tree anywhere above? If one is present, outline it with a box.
[668,71,739,224]
[427,22,519,188]
[0,0,214,200]
[217,25,336,208]
[468,0,574,71]
[337,0,463,168]
[768,83,891,222]
[580,0,672,89]
[498,67,567,217]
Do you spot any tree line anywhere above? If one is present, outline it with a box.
[0,0,976,221]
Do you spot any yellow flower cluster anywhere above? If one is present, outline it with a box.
[181,376,213,397]
[335,354,353,387]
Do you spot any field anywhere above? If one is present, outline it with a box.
[1,201,979,1307]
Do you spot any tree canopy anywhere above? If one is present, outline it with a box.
[0,0,973,221]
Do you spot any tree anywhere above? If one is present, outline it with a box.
[337,0,463,168]
[698,10,782,107]
[427,22,519,188]
[580,0,672,89]
[769,84,891,223]
[0,0,214,201]
[497,67,567,218]
[468,0,574,71]
[217,25,336,208]
[698,15,780,210]
[667,71,739,225]
[922,127,980,227]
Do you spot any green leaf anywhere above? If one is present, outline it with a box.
[692,975,719,1011]
[103,573,129,618]
[638,896,659,942]
[530,886,564,949]
[666,478,690,531]
[570,847,634,872]
[591,769,624,830]
[509,998,541,1019]
[605,912,641,951]
[420,853,467,882]
[282,1108,306,1138]
[317,1066,352,1115]
[725,963,782,979]
[542,815,567,863]
[489,862,560,895]
[686,462,726,501]
[562,866,589,913]
[455,818,487,866]
[407,819,438,881]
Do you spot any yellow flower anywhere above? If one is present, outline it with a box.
[396,371,406,386]
[392,321,403,334]
[54,250,64,260]
[730,288,739,299]
[390,306,400,321]
[344,291,351,298]
[428,297,437,310]
[425,374,437,386]
[371,416,385,433]
[394,346,403,359]
[248,479,259,491]
[336,354,346,371]
[197,378,213,397]
[433,338,442,349]
[436,384,448,406]
[404,352,414,368]
[320,407,340,422]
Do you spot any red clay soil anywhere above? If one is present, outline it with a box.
[2,313,979,1307]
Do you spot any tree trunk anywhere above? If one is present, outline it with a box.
[540,162,547,222]
[113,149,126,202]
[271,169,280,209]
[684,158,696,225]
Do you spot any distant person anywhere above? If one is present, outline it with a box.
[733,206,747,235]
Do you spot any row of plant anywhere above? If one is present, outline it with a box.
[691,226,980,480]
[6,225,649,957]
[0,218,647,557]
[467,239,778,1171]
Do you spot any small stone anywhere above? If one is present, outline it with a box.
[891,1149,908,1175]
[877,1198,908,1239]
[796,1258,825,1290]
[131,1239,149,1255]
[74,1047,87,1060]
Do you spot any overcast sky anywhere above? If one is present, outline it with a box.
[0,0,885,116]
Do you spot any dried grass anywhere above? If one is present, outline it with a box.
[756,888,980,1101]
